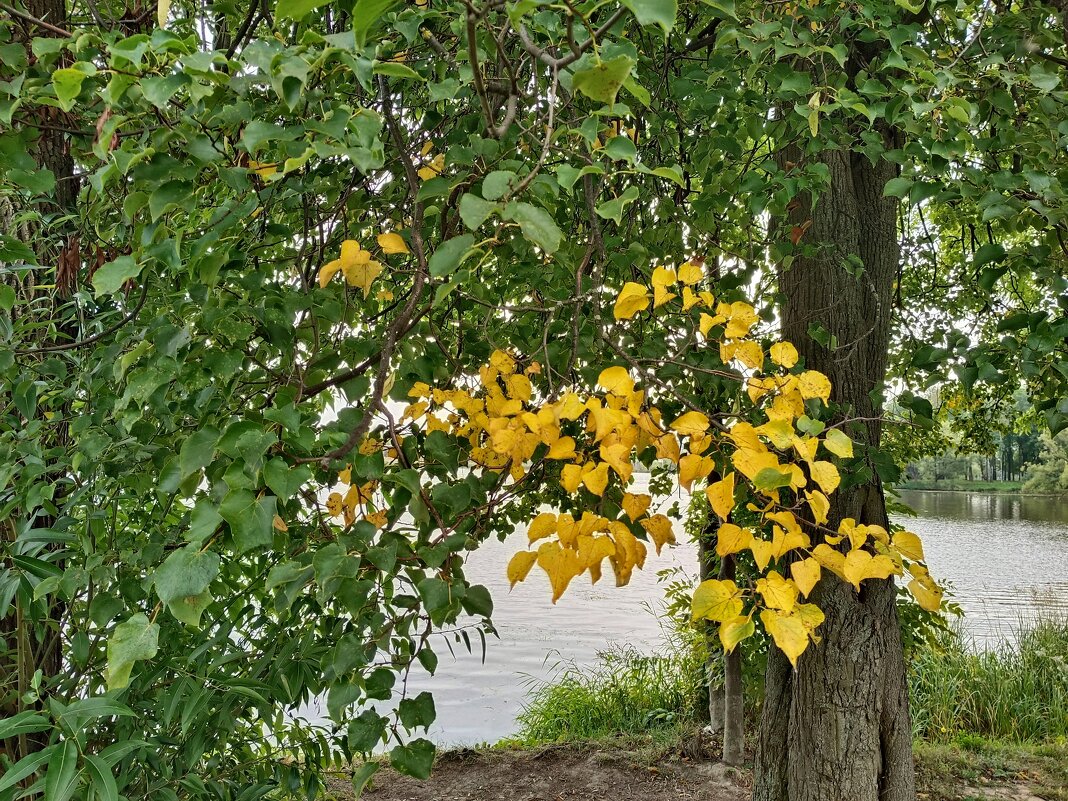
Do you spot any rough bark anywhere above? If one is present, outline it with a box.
[752,138,916,801]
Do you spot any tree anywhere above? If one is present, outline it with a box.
[2,1,1067,800]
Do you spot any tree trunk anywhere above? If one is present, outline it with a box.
[753,138,916,801]
[699,526,726,734]
[720,555,744,766]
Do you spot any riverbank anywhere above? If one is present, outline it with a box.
[899,479,1030,493]
[340,734,1068,801]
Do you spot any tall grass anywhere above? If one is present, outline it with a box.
[909,618,1068,743]
[514,643,707,743]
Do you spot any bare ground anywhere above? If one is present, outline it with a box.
[328,739,1068,801]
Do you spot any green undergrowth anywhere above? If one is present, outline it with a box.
[914,739,1068,801]
[514,619,1068,747]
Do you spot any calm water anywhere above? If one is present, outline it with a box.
[304,489,1068,745]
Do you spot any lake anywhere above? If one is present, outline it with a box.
[306,489,1068,745]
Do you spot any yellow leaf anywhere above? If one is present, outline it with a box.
[614,282,650,320]
[377,232,410,254]
[757,418,795,450]
[908,575,943,611]
[893,531,925,562]
[791,557,821,597]
[678,261,704,285]
[808,460,840,494]
[536,541,583,602]
[508,551,538,589]
[691,579,742,623]
[723,301,758,339]
[760,609,810,668]
[325,492,343,517]
[719,616,755,652]
[622,492,652,522]
[581,461,610,496]
[527,512,557,544]
[597,366,634,396]
[769,341,799,368]
[641,514,676,555]
[561,463,583,493]
[248,160,277,179]
[812,543,846,580]
[272,514,288,532]
[651,265,677,290]
[671,410,710,437]
[318,258,342,288]
[843,550,897,590]
[750,538,775,571]
[653,284,677,308]
[715,523,752,557]
[554,392,587,421]
[756,570,799,612]
[823,428,854,458]
[681,286,701,311]
[678,453,714,491]
[705,473,736,521]
[546,436,577,460]
[418,152,444,181]
[798,370,832,403]
[699,312,724,337]
[806,490,830,525]
[344,258,383,298]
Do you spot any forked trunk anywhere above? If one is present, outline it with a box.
[752,139,916,801]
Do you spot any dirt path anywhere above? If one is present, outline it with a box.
[341,745,749,801]
[329,740,1068,801]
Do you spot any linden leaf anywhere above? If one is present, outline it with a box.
[760,609,809,668]
[691,578,742,623]
[597,366,634,396]
[719,616,755,652]
[823,428,854,458]
[812,543,846,580]
[640,514,676,555]
[671,410,709,437]
[622,492,652,521]
[893,531,925,562]
[908,576,943,611]
[546,436,577,460]
[527,512,557,544]
[723,301,758,339]
[715,523,752,557]
[561,464,583,493]
[318,259,342,288]
[537,541,583,603]
[756,570,799,612]
[581,462,610,496]
[842,550,897,590]
[808,460,840,494]
[678,261,704,285]
[678,453,714,491]
[790,557,822,597]
[377,232,410,254]
[507,550,538,587]
[614,282,650,320]
[705,472,736,521]
[326,492,343,517]
[750,538,775,571]
[798,370,832,403]
[806,490,830,525]
[769,341,799,368]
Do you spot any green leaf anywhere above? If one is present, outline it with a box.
[459,194,498,231]
[0,746,54,793]
[154,545,220,626]
[179,426,220,479]
[0,711,50,740]
[348,710,387,752]
[83,754,119,801]
[53,67,90,111]
[92,256,141,296]
[275,0,329,20]
[595,185,640,225]
[389,739,435,779]
[482,170,517,200]
[372,61,422,80]
[220,491,277,552]
[106,613,159,691]
[351,762,379,798]
[753,466,794,491]
[44,740,80,801]
[397,691,436,730]
[509,202,562,254]
[620,0,677,34]
[428,234,476,278]
[882,176,911,199]
[263,458,311,501]
[572,55,636,105]
[354,0,399,48]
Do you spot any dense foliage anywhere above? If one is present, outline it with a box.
[4,0,1068,798]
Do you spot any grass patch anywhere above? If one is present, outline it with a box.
[513,643,706,744]
[909,619,1068,743]
[914,740,1068,801]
